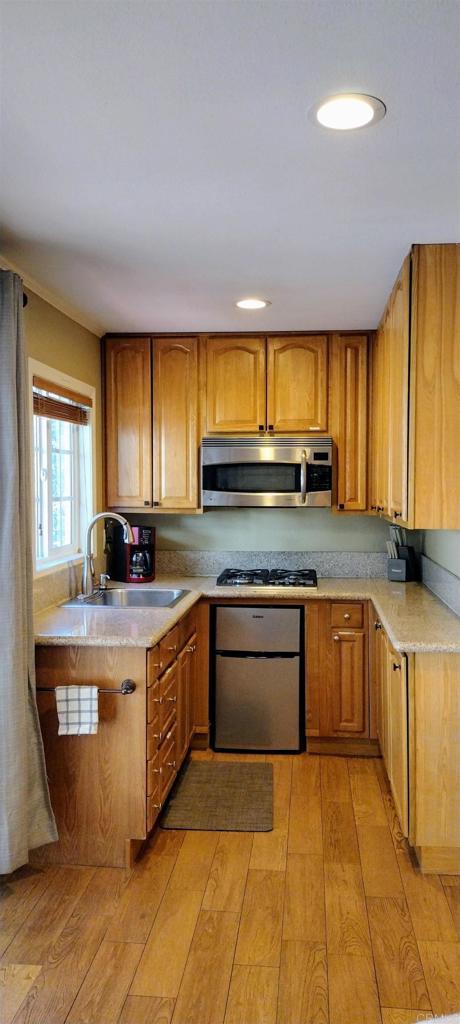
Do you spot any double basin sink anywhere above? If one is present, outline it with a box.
[65,588,189,609]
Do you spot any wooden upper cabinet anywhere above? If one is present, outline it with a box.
[152,337,198,510]
[388,257,410,522]
[370,311,390,516]
[206,336,266,433]
[266,335,328,432]
[105,338,152,508]
[411,243,460,528]
[330,334,368,510]
[370,243,459,528]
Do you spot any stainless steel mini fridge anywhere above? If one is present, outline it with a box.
[211,605,304,752]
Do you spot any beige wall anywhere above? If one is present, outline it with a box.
[423,531,460,578]
[25,289,103,513]
[143,508,392,551]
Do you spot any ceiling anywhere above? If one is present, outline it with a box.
[1,0,459,335]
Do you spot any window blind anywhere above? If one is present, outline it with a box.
[32,376,92,426]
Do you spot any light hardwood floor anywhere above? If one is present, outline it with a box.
[1,752,459,1024]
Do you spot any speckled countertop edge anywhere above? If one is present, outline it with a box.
[34,576,460,654]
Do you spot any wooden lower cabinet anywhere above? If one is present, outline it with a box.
[330,629,366,734]
[375,630,409,836]
[35,608,198,868]
[307,600,369,739]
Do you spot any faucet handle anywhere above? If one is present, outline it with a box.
[99,573,110,590]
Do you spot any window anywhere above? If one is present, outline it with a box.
[31,366,94,571]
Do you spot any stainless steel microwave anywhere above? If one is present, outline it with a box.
[201,437,333,508]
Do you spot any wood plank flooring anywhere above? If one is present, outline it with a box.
[1,751,459,1024]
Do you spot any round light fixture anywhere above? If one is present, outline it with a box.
[312,93,386,131]
[236,297,271,310]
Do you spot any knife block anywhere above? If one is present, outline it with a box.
[387,546,419,582]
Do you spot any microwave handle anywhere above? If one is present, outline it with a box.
[300,449,307,503]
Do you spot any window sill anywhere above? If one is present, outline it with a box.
[34,554,84,579]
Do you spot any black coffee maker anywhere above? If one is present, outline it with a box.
[105,522,155,583]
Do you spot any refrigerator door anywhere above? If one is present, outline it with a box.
[214,654,300,751]
[215,606,300,653]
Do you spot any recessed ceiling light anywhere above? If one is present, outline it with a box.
[236,297,271,310]
[312,93,386,131]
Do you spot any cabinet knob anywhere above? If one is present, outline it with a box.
[343,613,351,621]
[333,634,340,642]
[153,501,160,507]
[370,505,377,511]
[374,621,382,630]
[393,511,402,519]
[392,662,401,671]
[268,424,274,431]
[259,424,264,431]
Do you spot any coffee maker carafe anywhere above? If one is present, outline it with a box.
[105,522,155,583]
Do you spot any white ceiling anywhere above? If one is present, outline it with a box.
[1,0,459,335]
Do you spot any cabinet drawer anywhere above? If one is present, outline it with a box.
[159,627,179,672]
[160,723,177,801]
[147,784,161,831]
[147,751,160,796]
[147,646,162,685]
[147,679,161,724]
[159,661,178,730]
[331,602,364,628]
[178,611,197,650]
[147,714,160,758]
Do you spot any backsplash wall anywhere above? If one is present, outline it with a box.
[138,508,393,551]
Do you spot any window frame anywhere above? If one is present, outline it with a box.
[29,359,96,578]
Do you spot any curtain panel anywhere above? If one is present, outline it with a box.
[0,270,57,873]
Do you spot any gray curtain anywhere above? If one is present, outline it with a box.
[0,270,57,873]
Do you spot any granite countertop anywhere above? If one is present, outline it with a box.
[34,576,460,654]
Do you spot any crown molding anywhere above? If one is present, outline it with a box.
[0,252,104,336]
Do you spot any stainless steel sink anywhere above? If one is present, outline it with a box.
[65,588,189,608]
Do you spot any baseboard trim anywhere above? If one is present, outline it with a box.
[414,845,460,875]
[307,737,381,757]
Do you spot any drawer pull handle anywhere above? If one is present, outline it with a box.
[374,621,382,630]
[153,697,163,704]
[152,767,160,774]
[166,696,177,703]
[153,802,161,810]
[186,644,196,653]
[167,760,176,769]
[343,613,351,621]
[392,662,401,671]
[165,729,174,740]
[333,634,340,642]
[167,644,177,652]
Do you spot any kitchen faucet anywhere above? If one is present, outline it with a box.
[82,512,134,597]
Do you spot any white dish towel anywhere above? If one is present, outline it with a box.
[55,685,99,735]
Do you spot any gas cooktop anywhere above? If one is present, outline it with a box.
[216,568,318,588]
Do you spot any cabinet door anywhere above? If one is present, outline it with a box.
[153,337,198,510]
[388,258,410,522]
[186,633,198,746]
[370,316,390,516]
[330,335,368,510]
[387,648,409,836]
[176,647,189,767]
[267,335,328,432]
[105,338,152,508]
[411,243,460,528]
[330,630,367,735]
[206,336,266,432]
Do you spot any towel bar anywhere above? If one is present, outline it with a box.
[37,678,136,695]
